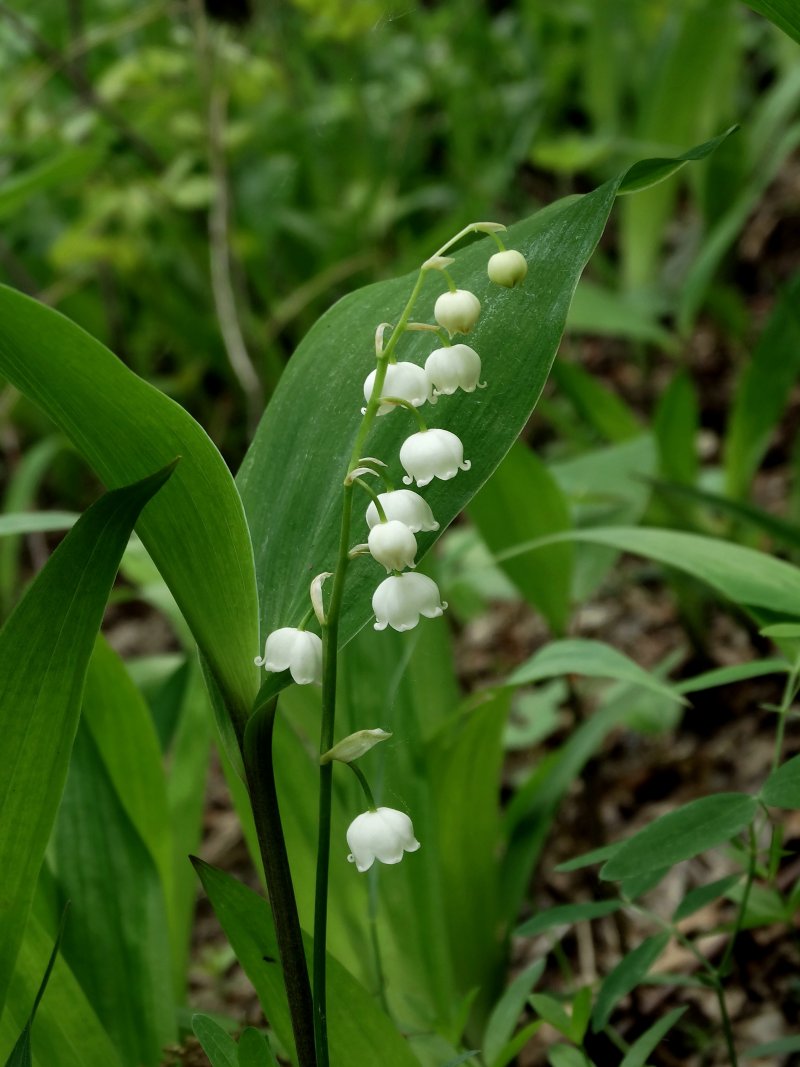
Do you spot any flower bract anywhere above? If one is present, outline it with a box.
[346,807,420,872]
[487,249,527,288]
[368,519,418,573]
[372,572,447,631]
[254,627,322,686]
[363,361,430,416]
[424,343,484,395]
[434,288,481,336]
[400,428,470,487]
[365,489,439,532]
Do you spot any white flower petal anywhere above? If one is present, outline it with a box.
[368,520,417,573]
[365,489,439,532]
[363,362,430,416]
[433,289,481,336]
[346,807,420,873]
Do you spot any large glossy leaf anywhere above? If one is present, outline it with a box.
[0,465,173,1014]
[1,910,64,1067]
[52,726,175,1066]
[238,134,733,653]
[743,0,800,45]
[0,287,259,742]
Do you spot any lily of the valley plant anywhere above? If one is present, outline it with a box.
[253,221,526,1065]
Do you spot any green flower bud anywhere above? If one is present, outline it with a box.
[487,249,528,288]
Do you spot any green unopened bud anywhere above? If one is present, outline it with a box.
[320,728,392,765]
[487,249,528,288]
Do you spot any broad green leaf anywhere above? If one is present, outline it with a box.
[53,726,175,1065]
[653,370,699,490]
[724,275,800,499]
[1,910,65,1067]
[517,901,620,938]
[529,994,574,1040]
[761,754,800,809]
[507,639,683,705]
[618,1007,687,1067]
[490,1021,542,1067]
[675,660,789,695]
[672,874,742,921]
[238,1028,279,1067]
[555,843,622,874]
[194,861,419,1067]
[742,0,800,45]
[547,1045,591,1067]
[502,526,800,619]
[601,794,758,882]
[237,134,733,660]
[482,958,545,1066]
[0,287,259,744]
[470,442,573,633]
[591,933,670,1031]
[191,1015,238,1067]
[0,907,123,1067]
[0,465,173,1014]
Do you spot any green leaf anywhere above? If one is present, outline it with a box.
[0,513,78,537]
[742,1,800,46]
[529,994,574,1040]
[483,959,545,1066]
[762,754,800,809]
[237,133,733,667]
[724,276,800,499]
[618,1007,687,1067]
[507,639,683,705]
[672,875,743,922]
[675,659,790,695]
[2,909,66,1067]
[0,287,259,746]
[193,860,419,1067]
[566,284,676,351]
[547,1045,591,1067]
[742,1035,800,1059]
[53,726,175,1065]
[601,794,758,882]
[591,933,670,1031]
[555,843,622,874]
[191,1015,238,1067]
[490,1021,542,1067]
[653,370,699,490]
[469,443,573,633]
[0,464,173,1015]
[0,149,103,221]
[517,901,620,938]
[502,526,800,619]
[238,1028,279,1067]
[552,361,642,443]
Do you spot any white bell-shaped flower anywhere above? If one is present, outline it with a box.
[346,807,420,872]
[363,361,430,416]
[424,343,484,395]
[487,249,527,288]
[365,489,440,533]
[434,289,481,336]
[400,428,471,487]
[254,627,322,686]
[372,572,447,631]
[368,519,418,573]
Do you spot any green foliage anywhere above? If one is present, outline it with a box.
[591,933,670,1031]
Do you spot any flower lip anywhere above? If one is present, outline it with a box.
[434,289,481,336]
[363,361,431,416]
[255,627,322,686]
[400,428,471,487]
[365,489,439,532]
[372,572,447,632]
[424,343,484,395]
[346,806,421,872]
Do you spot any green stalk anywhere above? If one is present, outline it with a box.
[244,700,317,1067]
[312,265,429,1064]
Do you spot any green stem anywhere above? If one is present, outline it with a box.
[772,656,800,771]
[353,477,387,523]
[347,761,377,809]
[381,396,428,431]
[244,701,317,1067]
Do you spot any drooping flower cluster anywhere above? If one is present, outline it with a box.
[256,232,527,874]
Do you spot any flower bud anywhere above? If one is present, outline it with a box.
[320,728,392,765]
[372,572,447,631]
[487,249,527,288]
[368,519,418,573]
[424,343,484,396]
[434,289,481,336]
[365,489,439,533]
[254,627,322,686]
[363,361,430,416]
[400,428,470,487]
[346,807,420,872]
